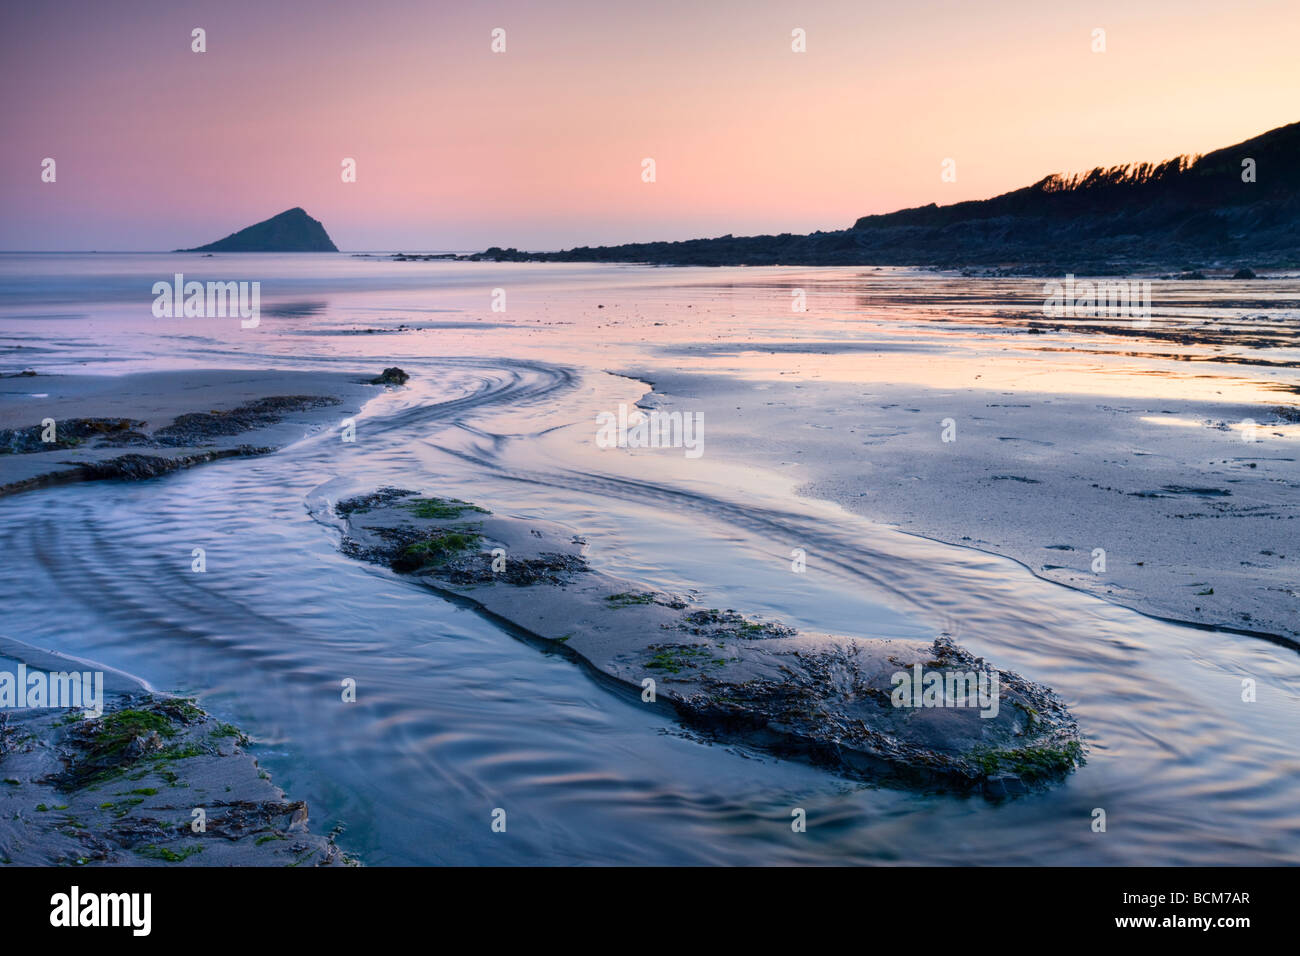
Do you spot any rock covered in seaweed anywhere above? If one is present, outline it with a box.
[332,487,1085,796]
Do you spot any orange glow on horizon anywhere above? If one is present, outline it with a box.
[2,0,1297,250]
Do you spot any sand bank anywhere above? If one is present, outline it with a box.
[630,367,1300,646]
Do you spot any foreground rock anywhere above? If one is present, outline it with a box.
[333,488,1084,796]
[0,691,351,866]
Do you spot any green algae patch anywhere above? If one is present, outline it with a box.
[606,591,656,607]
[52,704,185,790]
[99,710,176,742]
[393,530,483,572]
[210,723,248,743]
[971,740,1085,780]
[404,497,490,520]
[137,844,203,863]
[645,645,714,674]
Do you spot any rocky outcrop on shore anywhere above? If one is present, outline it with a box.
[0,396,333,496]
[0,370,401,497]
[0,692,351,866]
[333,488,1084,797]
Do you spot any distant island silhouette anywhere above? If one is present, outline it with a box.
[463,121,1300,273]
[178,207,338,253]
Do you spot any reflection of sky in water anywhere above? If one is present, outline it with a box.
[3,257,1296,409]
[1,258,1298,865]
[1141,414,1300,439]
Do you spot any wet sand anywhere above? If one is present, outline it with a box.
[628,365,1300,646]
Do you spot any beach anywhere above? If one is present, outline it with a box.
[1,255,1298,865]
[635,360,1300,646]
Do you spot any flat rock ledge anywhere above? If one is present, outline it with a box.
[0,394,340,498]
[0,693,353,866]
[334,487,1085,798]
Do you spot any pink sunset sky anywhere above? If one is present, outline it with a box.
[2,0,1297,251]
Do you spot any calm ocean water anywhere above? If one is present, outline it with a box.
[1,253,1298,864]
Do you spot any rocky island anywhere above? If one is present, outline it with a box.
[177,207,338,253]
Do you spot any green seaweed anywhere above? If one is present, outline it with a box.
[57,706,190,790]
[605,591,656,607]
[210,723,245,740]
[97,709,177,745]
[159,698,205,723]
[405,497,490,520]
[395,531,483,571]
[153,744,206,762]
[645,646,712,674]
[111,798,145,818]
[971,740,1084,779]
[137,844,203,862]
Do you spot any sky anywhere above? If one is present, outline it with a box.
[1,0,1297,251]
